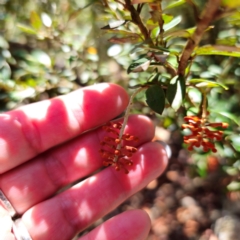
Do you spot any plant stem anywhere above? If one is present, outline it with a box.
[178,0,221,77]
[114,86,147,162]
[124,0,154,46]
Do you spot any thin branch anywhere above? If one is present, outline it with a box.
[114,86,147,162]
[178,0,221,77]
[124,0,154,46]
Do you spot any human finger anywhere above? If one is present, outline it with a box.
[79,209,151,240]
[0,115,155,214]
[0,83,128,173]
[21,142,168,240]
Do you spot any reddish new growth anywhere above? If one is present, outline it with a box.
[99,122,138,174]
[182,116,228,152]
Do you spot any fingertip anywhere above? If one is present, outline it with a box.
[150,141,169,175]
[130,209,151,232]
[79,209,151,240]
[126,114,155,142]
[118,209,151,240]
[134,141,169,179]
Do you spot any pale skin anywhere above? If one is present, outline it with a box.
[0,83,168,240]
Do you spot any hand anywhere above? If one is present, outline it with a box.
[0,83,168,240]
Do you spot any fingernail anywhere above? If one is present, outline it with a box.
[154,140,172,158]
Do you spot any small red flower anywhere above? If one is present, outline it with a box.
[182,115,228,152]
[99,121,138,173]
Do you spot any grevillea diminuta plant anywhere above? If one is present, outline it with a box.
[99,121,138,173]
[99,87,143,173]
[99,0,239,173]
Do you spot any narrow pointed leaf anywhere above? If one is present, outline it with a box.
[195,45,240,57]
[17,24,37,35]
[101,21,126,29]
[30,11,42,30]
[164,0,186,10]
[221,0,240,8]
[189,78,228,90]
[167,75,185,111]
[127,58,151,73]
[166,75,178,104]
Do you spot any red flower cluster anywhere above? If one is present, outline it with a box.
[99,122,138,174]
[182,116,228,152]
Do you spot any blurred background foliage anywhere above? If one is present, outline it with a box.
[1,0,240,238]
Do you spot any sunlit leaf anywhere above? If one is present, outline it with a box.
[216,37,237,46]
[0,36,9,49]
[211,111,240,126]
[30,11,42,30]
[101,20,126,29]
[167,75,185,111]
[164,26,213,41]
[0,62,11,80]
[162,14,174,24]
[227,181,240,191]
[230,135,240,152]
[195,45,240,57]
[189,79,228,90]
[227,12,240,26]
[146,85,165,114]
[132,0,155,3]
[164,0,186,10]
[147,16,181,32]
[166,75,178,105]
[163,16,182,31]
[17,24,37,35]
[41,12,52,27]
[103,29,137,35]
[10,88,36,101]
[221,0,240,8]
[31,50,52,67]
[127,58,151,73]
[150,26,160,38]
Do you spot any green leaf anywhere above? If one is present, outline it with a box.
[164,26,213,41]
[146,85,165,114]
[227,12,240,26]
[101,20,126,29]
[221,0,240,8]
[163,16,182,31]
[230,135,240,152]
[167,75,185,111]
[227,181,240,191]
[164,0,186,10]
[149,16,182,33]
[132,0,155,3]
[189,79,228,90]
[162,14,174,24]
[127,58,151,73]
[17,24,37,35]
[30,11,42,30]
[103,29,136,35]
[31,50,52,67]
[195,45,240,57]
[212,111,240,126]
[216,37,237,46]
[166,75,178,104]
